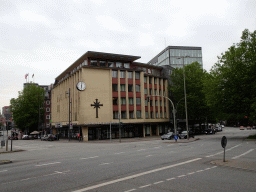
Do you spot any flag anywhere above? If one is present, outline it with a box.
[25,73,28,79]
[32,74,34,78]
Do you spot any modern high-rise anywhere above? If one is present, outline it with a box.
[148,46,203,68]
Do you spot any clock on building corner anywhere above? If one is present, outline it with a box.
[76,81,86,91]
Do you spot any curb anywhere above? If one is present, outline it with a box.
[210,160,256,172]
[0,160,12,165]
[0,149,25,154]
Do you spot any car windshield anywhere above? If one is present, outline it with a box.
[181,131,187,134]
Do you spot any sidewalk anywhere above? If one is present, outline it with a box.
[211,159,256,172]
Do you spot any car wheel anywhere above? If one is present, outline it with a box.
[184,136,187,139]
[161,138,164,140]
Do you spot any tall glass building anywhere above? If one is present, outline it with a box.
[148,46,203,68]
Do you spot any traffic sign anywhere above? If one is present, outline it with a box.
[174,135,179,140]
[221,136,227,148]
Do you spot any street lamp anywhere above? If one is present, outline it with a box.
[177,56,190,140]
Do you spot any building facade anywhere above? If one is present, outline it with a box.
[148,46,203,68]
[51,51,171,141]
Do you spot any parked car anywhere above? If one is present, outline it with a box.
[217,126,222,132]
[205,128,215,134]
[179,131,194,139]
[8,136,18,140]
[161,132,174,140]
[41,134,56,141]
[28,135,35,140]
[240,126,245,130]
[247,126,252,130]
[22,135,29,140]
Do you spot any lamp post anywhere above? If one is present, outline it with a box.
[177,56,190,140]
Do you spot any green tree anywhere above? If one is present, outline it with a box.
[169,62,210,125]
[204,29,256,125]
[10,84,45,133]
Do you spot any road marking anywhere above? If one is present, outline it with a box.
[154,181,164,184]
[167,144,173,146]
[211,166,217,168]
[177,175,186,178]
[115,152,125,154]
[99,162,113,166]
[196,170,204,173]
[124,189,136,192]
[166,177,176,181]
[139,184,151,188]
[80,156,99,160]
[72,158,202,192]
[204,168,211,170]
[187,172,195,175]
[35,162,61,167]
[0,170,8,173]
[232,149,254,159]
[206,144,241,157]
[146,155,153,157]
[137,149,146,151]
[153,146,161,149]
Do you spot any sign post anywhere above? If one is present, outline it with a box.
[221,136,227,162]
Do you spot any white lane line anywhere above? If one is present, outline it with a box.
[166,177,176,181]
[187,172,195,175]
[167,144,173,146]
[154,181,164,185]
[115,152,125,155]
[124,189,136,192]
[72,158,202,192]
[154,146,161,149]
[232,149,255,159]
[206,144,241,157]
[177,175,186,178]
[139,184,151,188]
[0,170,8,173]
[211,166,217,169]
[137,149,146,151]
[146,155,153,157]
[80,156,99,160]
[99,162,113,166]
[204,168,211,170]
[196,170,204,173]
[35,162,61,167]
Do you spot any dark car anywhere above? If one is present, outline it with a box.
[161,132,174,140]
[205,128,215,134]
[41,134,56,141]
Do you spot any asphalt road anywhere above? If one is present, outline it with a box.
[0,127,255,192]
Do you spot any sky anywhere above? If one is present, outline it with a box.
[0,0,256,112]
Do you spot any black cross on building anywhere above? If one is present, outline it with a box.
[91,99,103,118]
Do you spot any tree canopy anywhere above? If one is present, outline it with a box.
[10,84,45,133]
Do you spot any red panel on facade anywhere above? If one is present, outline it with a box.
[112,78,118,84]
[144,83,147,88]
[120,92,126,97]
[128,79,133,84]
[136,92,141,98]
[129,105,134,111]
[113,105,118,111]
[149,84,152,88]
[155,107,158,112]
[120,78,126,84]
[121,105,126,111]
[112,92,118,97]
[150,107,153,111]
[154,84,157,89]
[135,79,140,85]
[128,92,133,97]
[145,106,148,111]
[136,105,141,110]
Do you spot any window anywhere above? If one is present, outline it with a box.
[128,72,133,79]
[155,100,158,106]
[112,70,118,78]
[160,100,162,107]
[135,85,140,92]
[154,89,158,95]
[135,72,140,79]
[160,112,163,118]
[113,111,118,119]
[128,85,133,92]
[129,98,134,105]
[145,99,148,106]
[136,98,141,105]
[116,62,122,68]
[46,101,50,105]
[154,78,157,84]
[163,90,166,96]
[121,111,127,119]
[129,111,134,119]
[120,71,126,78]
[46,115,50,119]
[46,123,50,128]
[149,88,152,95]
[145,111,149,119]
[121,97,126,105]
[151,111,154,119]
[99,61,106,67]
[156,112,159,118]
[143,68,147,74]
[108,62,114,67]
[120,84,126,92]
[150,100,153,106]
[144,76,147,83]
[124,63,130,68]
[144,88,147,95]
[90,60,98,66]
[164,100,166,107]
[46,108,50,112]
[159,79,162,85]
[113,98,118,105]
[149,77,152,84]
[136,111,141,118]
[112,84,118,91]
